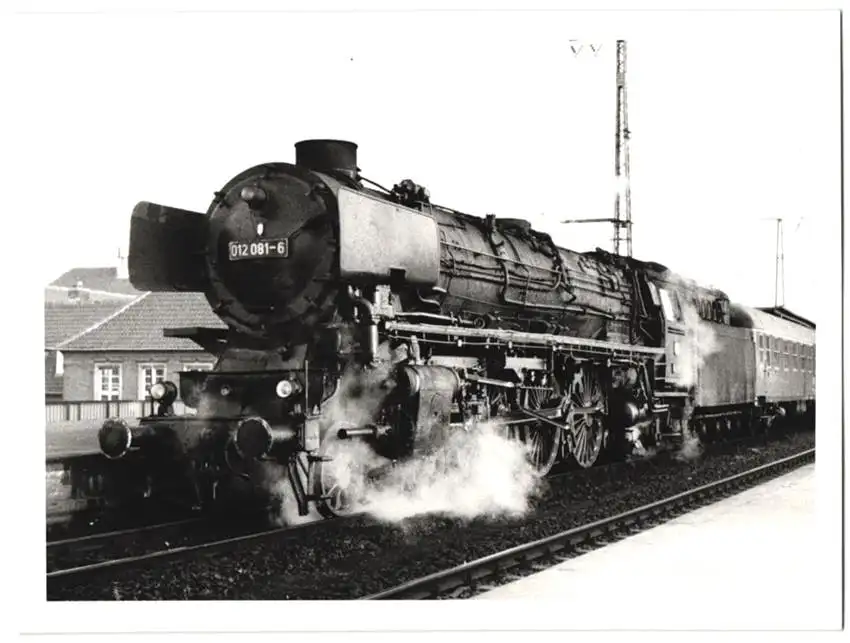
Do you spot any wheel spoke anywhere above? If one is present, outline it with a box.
[498,381,562,476]
[567,369,606,468]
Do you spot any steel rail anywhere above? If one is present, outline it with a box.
[363,448,815,600]
[46,512,239,574]
[48,515,211,550]
[46,511,363,583]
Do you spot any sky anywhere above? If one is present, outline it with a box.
[5,9,838,323]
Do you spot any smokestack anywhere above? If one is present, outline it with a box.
[295,139,359,180]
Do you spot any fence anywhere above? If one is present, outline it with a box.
[46,400,191,424]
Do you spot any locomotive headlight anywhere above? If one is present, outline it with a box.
[275,379,295,399]
[220,384,232,397]
[240,186,267,207]
[150,381,178,405]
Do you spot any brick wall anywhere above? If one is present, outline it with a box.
[44,351,63,401]
[61,350,216,401]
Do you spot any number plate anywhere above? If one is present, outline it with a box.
[228,238,289,261]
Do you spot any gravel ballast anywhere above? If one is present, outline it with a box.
[47,429,815,600]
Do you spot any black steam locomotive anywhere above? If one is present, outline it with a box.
[97,140,816,516]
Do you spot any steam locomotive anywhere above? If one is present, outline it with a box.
[96,140,816,516]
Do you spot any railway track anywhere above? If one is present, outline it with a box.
[45,429,813,589]
[363,448,815,599]
[48,513,227,573]
[46,510,361,584]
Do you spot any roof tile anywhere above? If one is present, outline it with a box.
[59,292,226,352]
[44,300,128,349]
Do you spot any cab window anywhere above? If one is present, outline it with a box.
[647,281,660,306]
[658,288,678,322]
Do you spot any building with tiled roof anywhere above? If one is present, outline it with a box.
[44,300,131,401]
[57,292,226,402]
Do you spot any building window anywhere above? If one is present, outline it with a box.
[139,364,167,401]
[182,363,214,372]
[55,351,64,376]
[95,364,122,401]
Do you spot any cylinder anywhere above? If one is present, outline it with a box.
[295,140,358,179]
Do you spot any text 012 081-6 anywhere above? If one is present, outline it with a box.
[228,239,289,261]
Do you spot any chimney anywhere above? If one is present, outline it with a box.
[117,247,129,280]
[69,280,82,302]
[295,139,359,180]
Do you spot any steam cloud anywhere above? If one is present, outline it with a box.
[674,434,703,462]
[320,422,544,523]
[261,459,322,526]
[655,273,724,462]
[668,285,721,390]
[310,346,544,523]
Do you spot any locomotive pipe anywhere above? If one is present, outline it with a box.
[234,417,297,460]
[346,287,378,364]
[98,418,156,460]
[337,426,378,440]
[465,374,517,388]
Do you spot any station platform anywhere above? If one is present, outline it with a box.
[45,422,101,461]
[477,464,832,629]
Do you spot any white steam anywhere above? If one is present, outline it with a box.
[675,434,703,462]
[320,422,543,524]
[260,458,322,527]
[258,341,542,525]
[671,294,721,390]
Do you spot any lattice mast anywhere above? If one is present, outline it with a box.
[562,39,633,257]
[774,218,785,307]
[613,39,632,257]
